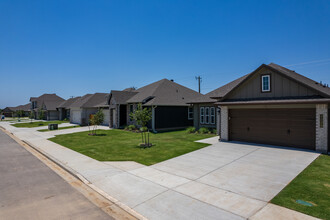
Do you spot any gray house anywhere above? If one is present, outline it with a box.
[69,93,109,125]
[109,79,204,132]
[2,103,31,117]
[205,63,329,152]
[30,94,65,120]
[57,96,81,120]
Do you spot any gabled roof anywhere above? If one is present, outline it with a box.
[70,93,108,108]
[109,90,138,105]
[58,97,81,108]
[126,79,204,106]
[30,94,65,111]
[267,63,330,97]
[14,103,31,111]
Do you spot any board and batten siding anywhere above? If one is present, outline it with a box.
[227,67,321,100]
[193,103,217,130]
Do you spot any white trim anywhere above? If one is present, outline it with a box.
[188,107,193,120]
[200,107,204,124]
[210,107,215,124]
[205,107,210,124]
[261,75,271,92]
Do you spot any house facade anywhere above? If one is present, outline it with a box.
[109,79,204,132]
[69,93,109,125]
[57,97,81,120]
[30,94,65,120]
[214,63,329,153]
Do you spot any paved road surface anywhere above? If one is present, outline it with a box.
[0,130,112,220]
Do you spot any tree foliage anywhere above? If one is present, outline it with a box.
[88,109,104,135]
[129,103,152,147]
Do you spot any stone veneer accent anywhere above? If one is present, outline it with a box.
[220,106,228,141]
[316,104,328,152]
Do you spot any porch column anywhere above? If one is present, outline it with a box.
[316,104,328,152]
[220,106,229,141]
[152,106,156,132]
[216,106,221,137]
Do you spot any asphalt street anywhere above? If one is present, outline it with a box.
[0,130,112,220]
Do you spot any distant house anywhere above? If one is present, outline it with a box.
[108,89,138,128]
[109,79,204,132]
[203,63,329,153]
[69,93,109,125]
[30,94,65,120]
[2,103,33,118]
[57,97,81,120]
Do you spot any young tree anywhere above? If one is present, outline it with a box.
[37,107,45,120]
[129,103,152,147]
[88,109,104,135]
[29,111,34,123]
[15,110,24,120]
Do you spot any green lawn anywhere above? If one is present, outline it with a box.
[12,120,67,128]
[49,129,215,165]
[38,125,81,132]
[271,155,330,220]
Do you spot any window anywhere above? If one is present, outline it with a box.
[200,107,204,124]
[210,107,215,124]
[188,107,193,120]
[205,107,210,124]
[261,75,271,92]
[129,104,134,114]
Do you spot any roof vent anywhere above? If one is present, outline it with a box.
[170,79,174,82]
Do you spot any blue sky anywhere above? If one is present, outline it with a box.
[1,0,330,108]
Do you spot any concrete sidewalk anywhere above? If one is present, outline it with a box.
[0,122,320,220]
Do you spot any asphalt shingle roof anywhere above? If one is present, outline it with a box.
[126,79,204,106]
[70,93,108,108]
[110,90,138,105]
[30,94,65,111]
[58,97,81,108]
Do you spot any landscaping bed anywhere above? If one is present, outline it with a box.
[49,129,215,166]
[271,154,330,220]
[12,120,67,128]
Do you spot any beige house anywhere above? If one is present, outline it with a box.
[210,63,329,153]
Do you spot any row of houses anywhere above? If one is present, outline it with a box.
[3,63,329,153]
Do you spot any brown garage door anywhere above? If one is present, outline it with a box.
[229,108,316,150]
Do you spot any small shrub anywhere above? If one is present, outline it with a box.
[128,124,136,131]
[198,127,209,134]
[186,126,196,133]
[212,129,217,134]
[140,126,148,132]
[124,125,129,130]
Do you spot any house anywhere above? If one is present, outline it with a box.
[109,79,204,132]
[14,103,31,116]
[213,63,329,153]
[30,94,65,120]
[69,93,109,125]
[57,96,81,120]
[108,89,138,128]
[2,107,16,117]
[188,74,250,133]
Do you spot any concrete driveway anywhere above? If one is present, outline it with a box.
[1,122,319,219]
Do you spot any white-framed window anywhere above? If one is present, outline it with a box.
[210,107,215,124]
[205,107,210,124]
[200,107,204,124]
[261,75,271,92]
[188,107,193,120]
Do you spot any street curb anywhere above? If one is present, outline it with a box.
[1,126,148,220]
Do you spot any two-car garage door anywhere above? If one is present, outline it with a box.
[229,108,316,150]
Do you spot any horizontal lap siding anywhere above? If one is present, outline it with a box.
[229,108,316,150]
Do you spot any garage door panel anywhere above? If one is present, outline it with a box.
[229,108,315,150]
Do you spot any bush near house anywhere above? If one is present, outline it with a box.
[186,126,196,133]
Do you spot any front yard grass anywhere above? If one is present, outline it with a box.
[49,129,215,166]
[271,154,330,220]
[12,120,67,128]
[38,125,81,132]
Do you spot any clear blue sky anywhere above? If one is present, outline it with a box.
[1,0,330,108]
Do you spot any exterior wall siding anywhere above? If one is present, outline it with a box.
[227,67,320,100]
[316,104,328,152]
[192,103,217,130]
